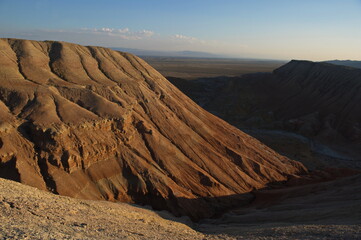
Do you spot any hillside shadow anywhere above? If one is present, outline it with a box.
[157,191,255,223]
[146,170,361,230]
[194,173,361,238]
[16,121,59,194]
[0,155,20,182]
[145,177,303,224]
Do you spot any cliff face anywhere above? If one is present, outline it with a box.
[0,39,306,219]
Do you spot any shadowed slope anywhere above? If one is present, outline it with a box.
[0,38,306,220]
[169,60,361,166]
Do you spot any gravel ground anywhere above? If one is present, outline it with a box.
[0,178,204,240]
[1,177,360,240]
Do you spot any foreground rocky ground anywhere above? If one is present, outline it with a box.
[0,178,203,240]
[1,175,360,240]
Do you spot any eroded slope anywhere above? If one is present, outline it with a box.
[0,38,306,219]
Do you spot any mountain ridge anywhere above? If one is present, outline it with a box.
[325,60,361,69]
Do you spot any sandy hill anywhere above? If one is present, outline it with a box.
[0,38,306,220]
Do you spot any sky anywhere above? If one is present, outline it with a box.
[0,0,360,60]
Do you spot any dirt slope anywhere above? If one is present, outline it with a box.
[0,39,306,220]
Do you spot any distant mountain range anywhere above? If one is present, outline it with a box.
[111,48,227,58]
[325,60,361,69]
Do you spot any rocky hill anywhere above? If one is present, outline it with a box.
[0,39,306,220]
[272,60,361,137]
[172,60,361,140]
[169,60,361,167]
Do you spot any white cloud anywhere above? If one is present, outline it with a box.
[4,28,247,57]
[80,27,154,40]
[139,30,154,37]
[173,34,197,41]
[172,34,205,44]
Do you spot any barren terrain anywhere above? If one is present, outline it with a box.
[1,174,360,240]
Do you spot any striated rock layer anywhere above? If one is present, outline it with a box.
[0,38,306,220]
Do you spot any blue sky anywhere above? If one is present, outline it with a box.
[1,0,360,60]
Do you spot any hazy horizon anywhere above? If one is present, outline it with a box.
[1,0,360,61]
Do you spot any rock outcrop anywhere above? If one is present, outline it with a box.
[0,39,306,220]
